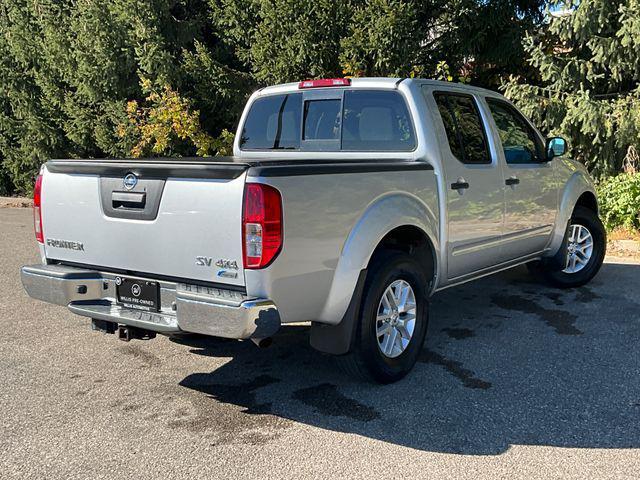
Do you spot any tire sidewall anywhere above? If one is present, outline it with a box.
[357,253,429,382]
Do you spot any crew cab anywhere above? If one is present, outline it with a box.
[21,78,606,383]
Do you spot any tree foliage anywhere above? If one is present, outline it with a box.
[0,0,561,195]
[340,0,422,77]
[117,79,234,157]
[422,0,546,86]
[210,0,354,84]
[211,0,546,82]
[0,0,248,194]
[504,0,640,177]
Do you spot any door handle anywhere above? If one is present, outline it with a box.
[505,177,520,186]
[451,180,470,191]
[112,191,146,209]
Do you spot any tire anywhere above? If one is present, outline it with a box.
[536,206,606,289]
[338,250,429,384]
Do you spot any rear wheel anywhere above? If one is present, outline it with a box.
[533,206,606,288]
[339,251,429,383]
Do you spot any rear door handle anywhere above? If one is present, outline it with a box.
[451,180,470,191]
[505,177,520,186]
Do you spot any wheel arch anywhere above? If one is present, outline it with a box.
[575,190,598,215]
[546,170,598,259]
[310,193,438,355]
[367,224,437,292]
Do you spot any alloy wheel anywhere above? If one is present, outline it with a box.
[375,279,417,358]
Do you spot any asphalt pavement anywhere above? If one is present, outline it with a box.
[1,207,639,479]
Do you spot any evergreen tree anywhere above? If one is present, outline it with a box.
[210,0,355,83]
[0,0,556,194]
[0,0,248,194]
[430,0,546,86]
[340,0,423,77]
[504,0,640,176]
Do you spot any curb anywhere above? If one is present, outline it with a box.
[609,239,640,255]
[0,197,33,208]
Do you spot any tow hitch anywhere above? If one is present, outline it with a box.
[90,319,156,341]
[117,325,157,342]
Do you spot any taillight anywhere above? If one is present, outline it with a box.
[242,183,283,269]
[33,174,44,243]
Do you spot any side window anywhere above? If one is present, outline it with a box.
[434,93,490,164]
[240,93,302,150]
[342,90,415,151]
[434,94,464,160]
[486,99,544,164]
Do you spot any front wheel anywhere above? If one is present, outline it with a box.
[534,206,606,288]
[339,251,429,383]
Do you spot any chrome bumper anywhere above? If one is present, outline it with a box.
[20,264,280,339]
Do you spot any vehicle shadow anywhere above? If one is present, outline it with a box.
[174,262,640,454]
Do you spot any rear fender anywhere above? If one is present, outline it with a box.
[310,193,438,354]
[317,192,438,325]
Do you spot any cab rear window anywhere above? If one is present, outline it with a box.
[240,90,415,151]
[240,93,302,150]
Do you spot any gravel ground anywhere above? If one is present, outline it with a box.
[1,207,639,479]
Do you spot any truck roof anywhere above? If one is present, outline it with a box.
[256,77,501,97]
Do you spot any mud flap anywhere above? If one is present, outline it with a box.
[309,269,367,355]
[545,222,571,271]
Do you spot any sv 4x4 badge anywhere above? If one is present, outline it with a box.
[196,257,239,270]
[195,257,240,279]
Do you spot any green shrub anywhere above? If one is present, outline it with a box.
[597,173,640,231]
[0,162,12,196]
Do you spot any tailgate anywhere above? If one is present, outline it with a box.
[40,159,249,287]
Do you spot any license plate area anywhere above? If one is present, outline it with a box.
[116,276,160,312]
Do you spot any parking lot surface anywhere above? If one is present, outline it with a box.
[1,207,639,479]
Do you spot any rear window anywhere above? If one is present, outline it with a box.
[240,90,415,151]
[303,99,341,140]
[240,93,302,150]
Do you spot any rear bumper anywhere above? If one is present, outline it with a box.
[20,264,280,339]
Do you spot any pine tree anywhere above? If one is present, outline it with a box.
[504,0,640,176]
[429,0,546,86]
[210,0,355,83]
[340,0,423,77]
[0,0,554,194]
[0,0,250,194]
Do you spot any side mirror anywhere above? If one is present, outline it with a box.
[546,137,567,160]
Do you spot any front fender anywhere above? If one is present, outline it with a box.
[546,160,596,257]
[315,192,439,326]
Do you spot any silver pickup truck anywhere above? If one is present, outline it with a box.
[21,77,605,383]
